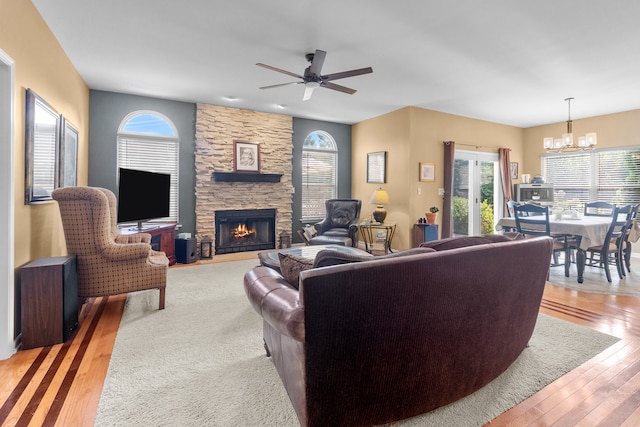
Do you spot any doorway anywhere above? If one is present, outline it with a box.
[452,150,502,236]
[0,49,15,360]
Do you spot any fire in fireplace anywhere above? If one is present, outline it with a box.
[215,209,276,254]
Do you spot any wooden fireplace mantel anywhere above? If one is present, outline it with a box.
[212,172,282,183]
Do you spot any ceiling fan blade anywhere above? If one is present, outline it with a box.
[256,63,303,79]
[303,86,315,101]
[321,81,357,95]
[322,67,373,82]
[309,49,326,76]
[259,82,301,90]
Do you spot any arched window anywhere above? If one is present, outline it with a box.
[117,111,179,222]
[302,131,338,220]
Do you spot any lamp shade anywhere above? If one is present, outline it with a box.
[369,188,390,205]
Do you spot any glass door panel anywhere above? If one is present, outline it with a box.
[453,151,502,236]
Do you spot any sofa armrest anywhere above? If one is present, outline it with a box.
[244,266,305,341]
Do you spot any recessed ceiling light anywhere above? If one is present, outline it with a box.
[223,96,238,102]
[275,104,286,109]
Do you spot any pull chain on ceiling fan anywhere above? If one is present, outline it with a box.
[257,49,373,100]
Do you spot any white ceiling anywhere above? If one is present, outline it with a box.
[32,0,640,128]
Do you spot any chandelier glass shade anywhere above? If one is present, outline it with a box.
[543,98,597,153]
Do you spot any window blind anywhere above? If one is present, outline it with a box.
[117,136,179,221]
[542,147,640,208]
[302,149,337,220]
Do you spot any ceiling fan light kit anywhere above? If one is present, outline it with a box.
[543,97,597,153]
[257,49,373,100]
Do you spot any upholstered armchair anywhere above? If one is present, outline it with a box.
[311,199,362,247]
[52,187,168,310]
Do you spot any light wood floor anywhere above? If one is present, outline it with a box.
[2,252,640,426]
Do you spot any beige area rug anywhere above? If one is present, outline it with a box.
[548,254,640,296]
[95,259,620,427]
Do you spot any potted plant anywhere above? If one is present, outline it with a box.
[426,206,439,224]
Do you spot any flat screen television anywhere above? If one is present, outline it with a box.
[117,168,170,230]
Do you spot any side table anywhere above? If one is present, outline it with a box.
[412,223,439,247]
[359,222,396,254]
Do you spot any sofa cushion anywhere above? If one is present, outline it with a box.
[419,233,522,251]
[313,246,435,268]
[278,252,315,289]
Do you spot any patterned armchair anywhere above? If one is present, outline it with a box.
[52,186,168,310]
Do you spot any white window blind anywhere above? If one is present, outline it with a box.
[542,147,640,208]
[117,112,179,222]
[302,131,338,220]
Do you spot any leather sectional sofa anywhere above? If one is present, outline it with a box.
[244,235,553,426]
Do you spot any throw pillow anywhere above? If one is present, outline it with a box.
[278,252,314,289]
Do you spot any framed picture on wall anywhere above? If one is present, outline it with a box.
[510,162,518,179]
[234,140,260,173]
[367,151,386,183]
[419,162,435,182]
[59,116,78,187]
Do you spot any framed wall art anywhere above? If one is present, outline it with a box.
[234,140,260,173]
[510,162,518,180]
[367,151,386,183]
[59,116,78,187]
[419,162,435,182]
[25,88,60,204]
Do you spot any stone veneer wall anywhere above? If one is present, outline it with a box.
[194,104,293,255]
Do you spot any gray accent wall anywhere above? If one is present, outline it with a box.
[292,118,352,243]
[88,90,197,234]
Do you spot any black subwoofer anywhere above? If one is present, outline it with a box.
[175,238,197,264]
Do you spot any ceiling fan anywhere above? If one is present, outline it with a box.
[256,49,373,101]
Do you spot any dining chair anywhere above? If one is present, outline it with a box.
[506,200,518,217]
[581,205,632,282]
[513,203,571,277]
[583,201,615,217]
[621,204,639,273]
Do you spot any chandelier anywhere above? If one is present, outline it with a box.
[543,97,597,153]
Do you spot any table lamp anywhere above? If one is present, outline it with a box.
[369,188,390,223]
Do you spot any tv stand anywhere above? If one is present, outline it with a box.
[119,222,177,265]
[129,224,160,232]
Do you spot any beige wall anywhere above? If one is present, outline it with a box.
[523,109,640,177]
[353,106,523,250]
[0,0,89,268]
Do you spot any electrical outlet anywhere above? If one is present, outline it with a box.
[438,188,445,196]
[417,188,421,195]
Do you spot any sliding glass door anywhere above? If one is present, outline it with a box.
[452,150,502,236]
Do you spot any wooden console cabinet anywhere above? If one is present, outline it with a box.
[21,256,78,349]
[119,222,177,265]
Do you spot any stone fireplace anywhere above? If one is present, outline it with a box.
[215,209,276,254]
[194,104,293,256]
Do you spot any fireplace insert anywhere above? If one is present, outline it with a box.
[215,209,276,254]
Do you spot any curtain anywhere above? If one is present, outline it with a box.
[442,141,455,238]
[499,148,513,217]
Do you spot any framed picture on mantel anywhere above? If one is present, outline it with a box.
[234,140,260,173]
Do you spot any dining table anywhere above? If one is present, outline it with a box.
[496,215,615,283]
